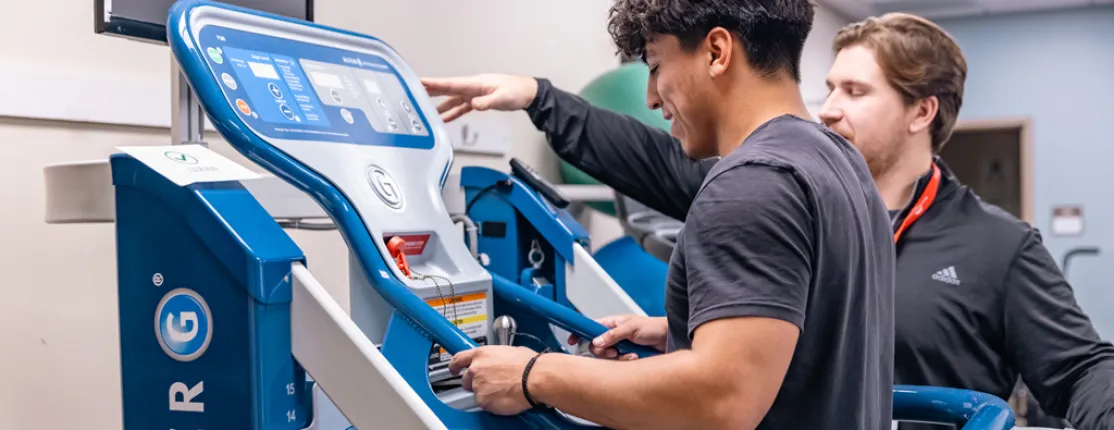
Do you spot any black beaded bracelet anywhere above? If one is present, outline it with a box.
[522,352,550,410]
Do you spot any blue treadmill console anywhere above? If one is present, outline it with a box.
[160,1,659,429]
[201,25,432,146]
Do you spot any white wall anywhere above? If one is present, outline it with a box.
[0,1,847,428]
[0,0,170,127]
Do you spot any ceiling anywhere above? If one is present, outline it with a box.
[817,0,1114,20]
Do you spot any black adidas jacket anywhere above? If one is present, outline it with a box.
[888,160,1114,429]
[525,78,1114,429]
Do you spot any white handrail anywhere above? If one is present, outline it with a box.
[290,262,447,430]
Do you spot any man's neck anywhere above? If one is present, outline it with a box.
[876,148,934,211]
[715,76,811,156]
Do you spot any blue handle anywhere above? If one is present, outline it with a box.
[490,273,661,359]
[892,385,1014,430]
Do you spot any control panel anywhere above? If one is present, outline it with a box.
[199,25,432,148]
[180,3,493,390]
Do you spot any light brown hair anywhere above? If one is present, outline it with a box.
[834,13,967,153]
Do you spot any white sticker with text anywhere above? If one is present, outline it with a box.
[117,145,262,186]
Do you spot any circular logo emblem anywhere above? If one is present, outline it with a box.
[154,288,213,362]
[367,165,404,210]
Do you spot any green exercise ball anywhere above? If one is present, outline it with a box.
[560,62,672,216]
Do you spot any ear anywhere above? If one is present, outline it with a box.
[705,27,733,78]
[908,95,939,135]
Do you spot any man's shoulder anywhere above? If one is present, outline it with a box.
[709,115,877,203]
[684,162,813,235]
[717,115,859,180]
[705,117,814,178]
[929,187,1038,283]
[730,114,827,151]
[948,188,1035,246]
[695,162,806,208]
[979,199,1034,234]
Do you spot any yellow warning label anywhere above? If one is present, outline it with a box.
[425,292,487,308]
[424,292,488,339]
[425,292,489,368]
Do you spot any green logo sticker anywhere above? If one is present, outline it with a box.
[165,151,199,165]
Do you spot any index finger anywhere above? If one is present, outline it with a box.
[421,77,485,98]
[595,315,629,330]
[449,349,477,376]
[594,323,636,349]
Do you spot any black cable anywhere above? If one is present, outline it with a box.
[512,332,552,353]
[464,180,513,215]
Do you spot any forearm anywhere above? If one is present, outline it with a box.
[525,78,710,221]
[1065,360,1114,430]
[529,352,749,430]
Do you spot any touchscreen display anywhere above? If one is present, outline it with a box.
[198,25,433,149]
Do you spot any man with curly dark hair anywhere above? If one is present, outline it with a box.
[426,1,895,428]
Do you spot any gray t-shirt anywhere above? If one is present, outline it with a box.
[664,115,895,429]
[526,81,895,429]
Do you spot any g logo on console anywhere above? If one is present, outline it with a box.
[368,165,405,210]
[154,288,213,362]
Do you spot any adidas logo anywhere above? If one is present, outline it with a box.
[932,266,961,286]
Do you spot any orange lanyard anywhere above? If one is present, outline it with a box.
[893,163,941,244]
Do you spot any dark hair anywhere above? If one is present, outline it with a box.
[607,0,816,82]
[834,13,967,152]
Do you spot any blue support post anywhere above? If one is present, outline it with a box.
[112,154,311,429]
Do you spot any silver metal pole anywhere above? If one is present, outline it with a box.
[170,58,206,147]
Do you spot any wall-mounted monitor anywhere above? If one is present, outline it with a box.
[95,0,314,44]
